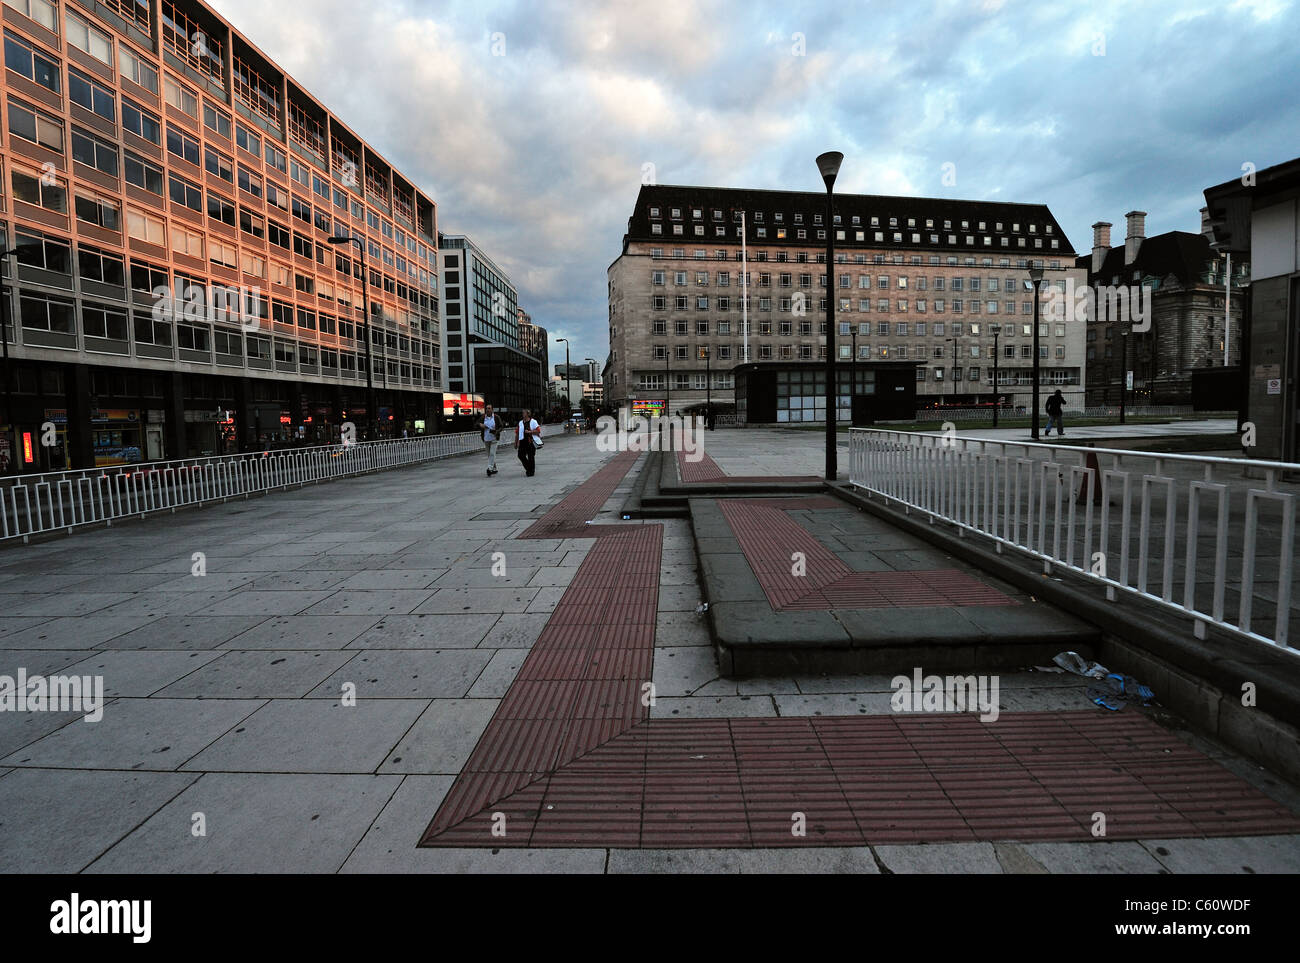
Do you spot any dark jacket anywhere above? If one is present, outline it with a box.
[1045,394,1064,416]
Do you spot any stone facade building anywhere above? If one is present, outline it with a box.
[1079,213,1246,405]
[607,185,1087,423]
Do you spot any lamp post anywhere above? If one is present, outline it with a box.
[947,337,958,404]
[0,244,18,473]
[1028,264,1045,440]
[327,235,374,441]
[816,150,843,481]
[702,345,711,429]
[556,337,570,417]
[990,324,1001,427]
[1119,330,1128,425]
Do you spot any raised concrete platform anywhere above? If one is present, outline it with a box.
[692,496,1100,676]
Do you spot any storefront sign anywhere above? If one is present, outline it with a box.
[632,400,666,418]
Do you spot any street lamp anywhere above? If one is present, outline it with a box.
[556,337,570,417]
[816,150,843,481]
[1028,264,1045,440]
[701,345,711,429]
[990,324,1001,428]
[0,243,20,473]
[947,337,958,404]
[1120,330,1128,425]
[327,235,375,441]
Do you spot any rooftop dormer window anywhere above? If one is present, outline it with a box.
[649,207,660,218]
[671,208,681,219]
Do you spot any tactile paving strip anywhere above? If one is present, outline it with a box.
[420,455,1300,849]
[719,498,1018,610]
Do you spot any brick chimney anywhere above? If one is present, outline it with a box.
[1124,211,1146,265]
[1091,221,1112,274]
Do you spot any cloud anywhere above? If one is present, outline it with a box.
[208,0,1300,366]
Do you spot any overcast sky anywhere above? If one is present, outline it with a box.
[211,0,1299,371]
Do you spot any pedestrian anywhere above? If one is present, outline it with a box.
[514,408,541,477]
[477,404,502,476]
[1045,389,1066,437]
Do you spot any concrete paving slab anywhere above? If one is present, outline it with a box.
[524,586,567,613]
[308,649,494,699]
[181,699,428,773]
[0,707,88,759]
[651,695,777,718]
[874,843,1003,873]
[223,615,379,649]
[652,646,722,697]
[0,768,198,873]
[348,613,498,649]
[300,589,435,616]
[1022,841,1168,873]
[0,648,107,678]
[0,615,158,649]
[413,588,539,614]
[343,775,606,873]
[607,848,882,874]
[241,571,354,592]
[477,613,550,649]
[1141,835,1300,874]
[63,649,224,696]
[106,615,270,650]
[468,650,529,698]
[1,698,263,770]
[773,692,896,716]
[85,772,402,874]
[380,700,499,774]
[154,649,357,698]
[191,590,334,616]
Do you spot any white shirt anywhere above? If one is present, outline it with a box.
[482,415,498,442]
[517,419,539,443]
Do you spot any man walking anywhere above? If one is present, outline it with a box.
[1044,389,1066,437]
[477,404,502,476]
[515,408,541,477]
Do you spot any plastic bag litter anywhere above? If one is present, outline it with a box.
[1052,651,1110,679]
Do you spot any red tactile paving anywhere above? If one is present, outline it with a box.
[420,451,1300,850]
[676,450,821,485]
[718,498,1018,611]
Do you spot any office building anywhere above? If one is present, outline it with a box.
[1,0,442,471]
[607,184,1087,422]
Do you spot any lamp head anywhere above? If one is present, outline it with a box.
[1028,264,1045,284]
[816,151,844,190]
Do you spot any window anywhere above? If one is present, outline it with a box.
[66,11,113,65]
[118,44,158,92]
[123,151,163,195]
[168,173,201,211]
[237,165,263,199]
[204,147,233,183]
[71,128,119,176]
[78,244,125,285]
[3,0,57,32]
[162,74,199,119]
[209,238,237,269]
[265,142,287,174]
[121,98,161,144]
[4,31,60,92]
[239,208,264,238]
[8,99,63,151]
[12,166,66,212]
[170,222,202,258]
[266,182,289,212]
[13,234,71,280]
[207,193,235,226]
[20,293,75,333]
[83,305,128,341]
[235,123,262,159]
[74,189,119,229]
[202,101,232,139]
[127,206,165,245]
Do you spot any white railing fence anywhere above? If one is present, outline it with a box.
[849,428,1299,655]
[0,430,492,543]
[910,405,1230,423]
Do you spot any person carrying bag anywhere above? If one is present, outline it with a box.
[515,409,541,477]
[477,404,502,477]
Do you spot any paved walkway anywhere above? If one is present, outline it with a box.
[1,430,1298,872]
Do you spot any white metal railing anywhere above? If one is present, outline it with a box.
[911,405,1226,422]
[849,428,1299,655]
[0,430,494,543]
